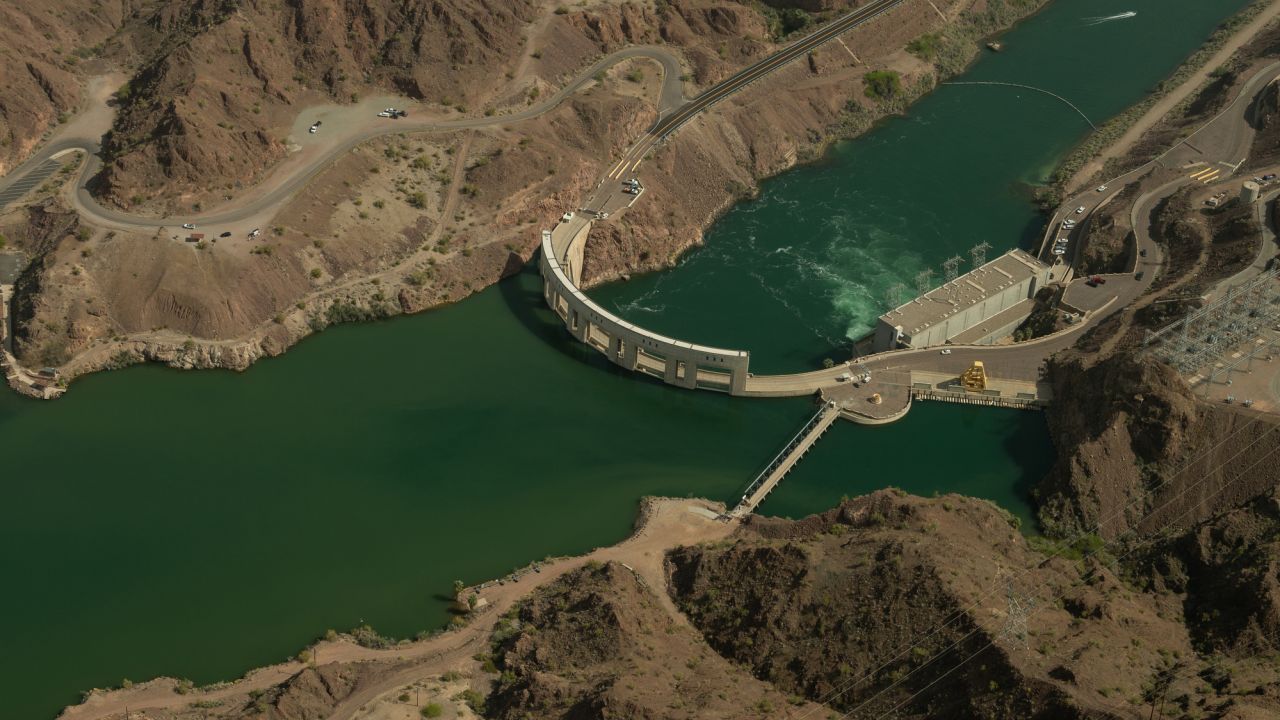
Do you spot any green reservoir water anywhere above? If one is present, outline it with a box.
[594,0,1252,373]
[0,0,1250,716]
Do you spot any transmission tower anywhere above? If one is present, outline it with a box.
[914,269,935,296]
[970,241,991,267]
[1000,578,1036,647]
[943,255,964,283]
[883,282,907,309]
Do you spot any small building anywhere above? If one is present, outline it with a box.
[185,233,205,243]
[872,249,1051,352]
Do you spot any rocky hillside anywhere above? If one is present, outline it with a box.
[485,561,814,719]
[0,1,133,175]
[665,491,1181,719]
[92,0,539,210]
[490,490,1280,718]
[1039,352,1280,545]
[1078,180,1143,276]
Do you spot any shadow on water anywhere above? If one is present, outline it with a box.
[1000,409,1057,533]
[497,257,676,391]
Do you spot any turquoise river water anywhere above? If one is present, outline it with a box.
[0,0,1250,716]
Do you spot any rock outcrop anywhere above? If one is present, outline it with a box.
[1039,352,1280,542]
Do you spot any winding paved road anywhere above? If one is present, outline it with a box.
[0,46,690,231]
[2,0,905,232]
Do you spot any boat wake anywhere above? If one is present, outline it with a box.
[1082,11,1136,25]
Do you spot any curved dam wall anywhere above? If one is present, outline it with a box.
[539,227,751,394]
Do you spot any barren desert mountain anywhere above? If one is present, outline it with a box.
[0,1,134,175]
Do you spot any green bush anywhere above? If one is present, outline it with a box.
[420,704,443,718]
[863,71,903,101]
[454,689,485,713]
[906,33,940,60]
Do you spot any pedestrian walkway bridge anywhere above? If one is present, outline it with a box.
[730,403,840,517]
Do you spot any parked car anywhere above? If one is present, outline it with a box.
[182,223,195,230]
[219,231,232,238]
[1096,185,1108,192]
[940,348,952,355]
[249,228,261,237]
[377,111,392,118]
[1075,206,1086,214]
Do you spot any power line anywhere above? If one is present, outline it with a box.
[789,408,1280,720]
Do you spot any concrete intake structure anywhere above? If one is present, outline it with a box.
[539,224,751,394]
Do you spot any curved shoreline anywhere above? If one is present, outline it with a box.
[56,496,733,720]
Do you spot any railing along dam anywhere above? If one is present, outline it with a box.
[539,222,752,394]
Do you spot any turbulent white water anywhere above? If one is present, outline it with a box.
[1083,11,1137,25]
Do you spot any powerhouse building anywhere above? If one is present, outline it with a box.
[872,249,1051,352]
